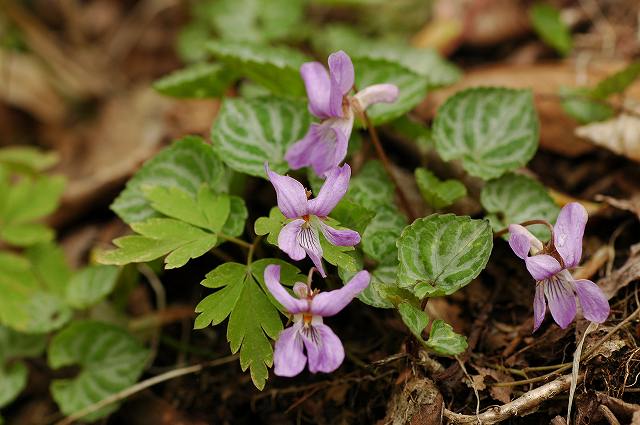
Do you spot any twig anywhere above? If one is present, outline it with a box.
[598,405,621,425]
[457,356,481,423]
[444,373,581,424]
[138,264,166,368]
[361,110,418,221]
[54,355,238,425]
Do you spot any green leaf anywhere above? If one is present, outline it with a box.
[320,234,358,273]
[529,3,572,55]
[480,173,559,240]
[559,87,615,124]
[347,160,395,210]
[97,218,217,269]
[211,97,311,177]
[66,265,120,309]
[220,196,248,238]
[143,185,231,232]
[254,207,286,245]
[48,321,148,421]
[362,205,406,264]
[0,146,58,173]
[330,199,375,236]
[195,262,284,390]
[415,168,467,209]
[176,22,211,63]
[397,302,428,339]
[0,174,64,247]
[426,320,468,356]
[153,63,236,98]
[590,61,640,100]
[433,87,539,180]
[0,326,46,408]
[315,25,461,88]
[354,58,428,125]
[111,136,226,224]
[389,115,433,152]
[0,250,72,333]
[207,41,310,96]
[397,214,493,298]
[209,0,305,43]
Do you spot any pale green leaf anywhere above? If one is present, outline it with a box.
[207,41,309,96]
[362,205,406,264]
[111,136,226,224]
[211,97,311,177]
[330,199,375,236]
[398,302,428,339]
[415,168,467,209]
[48,321,148,421]
[0,146,58,173]
[0,326,46,408]
[590,61,640,99]
[0,222,53,246]
[221,196,248,238]
[354,58,428,125]
[0,175,65,223]
[433,87,539,180]
[426,319,468,356]
[560,87,614,124]
[320,235,358,273]
[0,363,26,408]
[347,160,395,210]
[480,173,559,240]
[153,63,236,98]
[66,265,120,309]
[0,251,71,333]
[397,214,493,298]
[530,3,572,56]
[254,207,285,245]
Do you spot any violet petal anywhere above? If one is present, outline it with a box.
[278,219,306,261]
[525,254,562,281]
[574,279,610,323]
[310,270,370,317]
[553,202,588,268]
[544,271,577,329]
[300,62,332,119]
[533,284,547,332]
[265,163,308,219]
[307,164,351,217]
[297,226,325,277]
[353,83,399,110]
[264,265,307,314]
[303,323,345,374]
[273,323,307,377]
[318,221,360,247]
[328,51,354,117]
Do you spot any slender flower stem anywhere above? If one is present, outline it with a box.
[361,110,418,221]
[218,233,253,249]
[494,219,554,238]
[246,236,261,266]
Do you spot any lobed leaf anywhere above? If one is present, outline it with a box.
[254,207,286,246]
[111,136,226,224]
[433,87,539,180]
[397,214,493,298]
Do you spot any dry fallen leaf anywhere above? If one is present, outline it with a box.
[596,194,640,220]
[471,366,513,404]
[576,113,640,162]
[598,243,640,299]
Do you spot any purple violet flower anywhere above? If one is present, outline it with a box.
[508,202,610,332]
[285,50,399,177]
[265,162,360,277]
[265,264,370,377]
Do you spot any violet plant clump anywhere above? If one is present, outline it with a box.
[508,202,610,331]
[265,162,360,277]
[265,265,370,376]
[285,50,399,177]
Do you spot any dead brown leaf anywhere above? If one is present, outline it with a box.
[598,243,640,299]
[471,366,513,404]
[576,112,640,162]
[418,62,640,157]
[596,194,640,220]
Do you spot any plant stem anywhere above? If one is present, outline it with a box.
[218,233,253,249]
[361,110,418,221]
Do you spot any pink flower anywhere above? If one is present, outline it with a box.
[509,202,609,331]
[285,51,398,177]
[265,265,370,376]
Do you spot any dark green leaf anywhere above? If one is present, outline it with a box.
[153,63,236,98]
[426,320,468,356]
[415,168,467,209]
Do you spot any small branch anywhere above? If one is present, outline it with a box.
[361,110,418,221]
[444,373,581,424]
[494,219,554,239]
[217,233,253,249]
[54,355,238,425]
